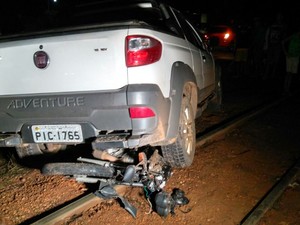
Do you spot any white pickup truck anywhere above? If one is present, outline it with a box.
[0,0,222,216]
[0,0,221,171]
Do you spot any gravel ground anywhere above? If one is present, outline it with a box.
[1,62,299,225]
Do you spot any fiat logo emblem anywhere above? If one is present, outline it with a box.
[33,51,49,69]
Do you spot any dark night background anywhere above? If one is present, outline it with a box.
[171,0,300,33]
[1,0,300,39]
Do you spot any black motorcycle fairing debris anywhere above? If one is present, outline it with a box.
[94,184,137,218]
[155,188,190,217]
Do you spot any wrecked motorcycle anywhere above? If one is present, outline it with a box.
[42,147,189,218]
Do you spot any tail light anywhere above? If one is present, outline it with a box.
[129,107,155,118]
[224,32,230,40]
[125,35,162,67]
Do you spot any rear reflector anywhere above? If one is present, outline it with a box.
[129,107,155,118]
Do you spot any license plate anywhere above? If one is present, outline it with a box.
[32,124,83,143]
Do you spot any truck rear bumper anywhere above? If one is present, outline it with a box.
[0,84,171,148]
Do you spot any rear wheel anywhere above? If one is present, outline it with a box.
[161,96,195,168]
[42,162,115,178]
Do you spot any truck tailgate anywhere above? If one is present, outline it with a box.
[0,29,129,95]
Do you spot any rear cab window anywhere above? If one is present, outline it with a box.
[0,0,183,38]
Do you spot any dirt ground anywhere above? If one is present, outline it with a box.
[0,67,300,225]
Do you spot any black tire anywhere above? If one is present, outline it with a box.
[208,63,223,111]
[161,96,195,168]
[42,162,115,178]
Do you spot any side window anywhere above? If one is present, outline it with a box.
[172,9,205,50]
[160,4,185,38]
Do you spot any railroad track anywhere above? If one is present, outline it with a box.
[29,96,299,225]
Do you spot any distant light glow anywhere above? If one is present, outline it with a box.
[137,3,152,8]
